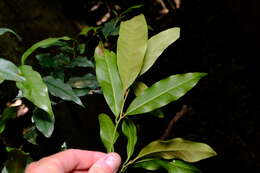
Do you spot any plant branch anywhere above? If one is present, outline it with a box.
[160,104,192,140]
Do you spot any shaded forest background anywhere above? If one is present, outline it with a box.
[0,0,260,172]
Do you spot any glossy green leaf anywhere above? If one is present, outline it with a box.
[0,58,25,82]
[0,28,21,41]
[16,65,54,117]
[95,44,124,117]
[98,113,119,152]
[134,159,201,173]
[133,82,165,118]
[32,108,54,138]
[65,57,94,68]
[68,73,99,89]
[126,73,207,115]
[139,28,180,75]
[21,36,71,65]
[44,76,84,107]
[4,149,31,173]
[0,107,17,134]
[117,14,148,91]
[135,138,217,162]
[122,119,137,161]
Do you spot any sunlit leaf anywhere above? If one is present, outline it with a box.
[126,73,207,115]
[67,73,99,89]
[65,57,94,68]
[135,138,217,162]
[0,107,17,134]
[3,148,31,173]
[95,44,124,117]
[23,126,38,145]
[98,113,119,152]
[122,119,137,161]
[0,58,25,82]
[32,108,54,138]
[44,76,84,107]
[117,14,148,91]
[139,28,180,75]
[134,159,201,173]
[0,28,21,41]
[21,36,71,65]
[16,65,54,117]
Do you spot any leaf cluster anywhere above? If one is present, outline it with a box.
[95,14,216,173]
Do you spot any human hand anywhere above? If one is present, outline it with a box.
[25,149,121,173]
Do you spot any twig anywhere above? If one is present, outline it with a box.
[160,104,192,140]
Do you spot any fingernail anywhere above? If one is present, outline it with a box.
[105,153,121,173]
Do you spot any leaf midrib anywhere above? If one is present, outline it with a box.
[127,74,197,114]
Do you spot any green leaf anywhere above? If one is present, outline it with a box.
[21,36,71,65]
[0,107,17,134]
[77,44,86,54]
[0,78,4,84]
[135,138,217,162]
[134,159,201,173]
[126,73,207,115]
[67,73,99,89]
[23,126,38,145]
[95,44,124,117]
[16,65,54,117]
[44,76,84,107]
[117,14,148,91]
[98,113,119,152]
[32,108,54,138]
[122,119,138,161]
[73,88,90,97]
[0,28,22,41]
[4,149,31,173]
[120,4,143,16]
[65,57,94,68]
[133,82,164,118]
[79,26,101,36]
[102,20,119,38]
[139,27,180,75]
[0,58,25,82]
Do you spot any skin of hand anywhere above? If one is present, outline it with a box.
[25,149,121,173]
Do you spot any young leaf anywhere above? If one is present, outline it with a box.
[67,74,99,89]
[98,113,119,152]
[122,119,138,161]
[95,44,124,117]
[117,14,148,91]
[134,138,217,162]
[0,107,17,134]
[32,108,54,138]
[0,58,25,82]
[3,149,31,173]
[126,73,207,115]
[139,27,180,75]
[21,36,71,65]
[0,28,22,41]
[134,159,201,173]
[16,65,54,117]
[44,76,84,107]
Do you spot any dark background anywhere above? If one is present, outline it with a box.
[0,0,259,172]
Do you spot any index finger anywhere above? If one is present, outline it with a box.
[26,149,107,173]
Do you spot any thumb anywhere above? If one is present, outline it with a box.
[88,153,121,173]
